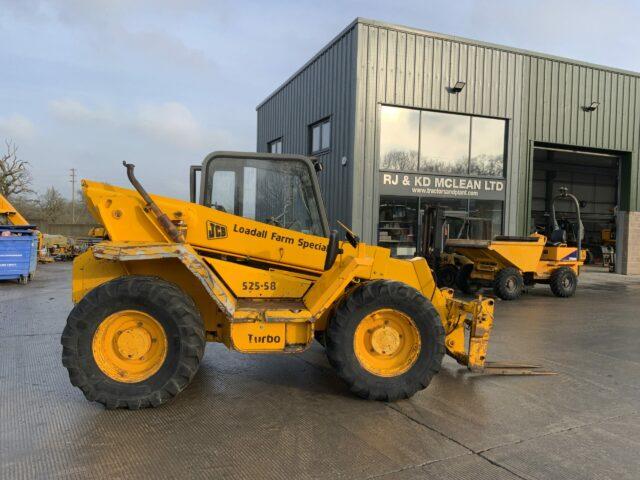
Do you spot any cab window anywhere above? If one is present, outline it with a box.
[205,157,325,237]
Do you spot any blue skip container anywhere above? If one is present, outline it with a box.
[0,226,38,284]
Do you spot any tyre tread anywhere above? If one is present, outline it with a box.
[493,267,524,301]
[61,275,205,410]
[325,280,445,401]
[549,267,578,298]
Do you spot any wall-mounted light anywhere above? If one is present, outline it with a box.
[447,81,466,94]
[582,101,600,112]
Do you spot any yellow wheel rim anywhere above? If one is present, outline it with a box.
[92,310,168,383]
[353,309,421,377]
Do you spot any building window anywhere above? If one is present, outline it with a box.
[468,199,503,239]
[469,117,505,177]
[378,197,419,258]
[379,106,506,178]
[379,106,419,171]
[310,118,331,154]
[268,138,283,154]
[377,197,503,257]
[420,111,470,174]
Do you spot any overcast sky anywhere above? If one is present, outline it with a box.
[1,0,639,199]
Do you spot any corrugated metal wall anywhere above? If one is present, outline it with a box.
[257,18,640,242]
[256,25,358,230]
[353,19,640,241]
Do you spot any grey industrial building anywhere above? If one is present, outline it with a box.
[256,18,640,274]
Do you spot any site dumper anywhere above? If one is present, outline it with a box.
[451,188,585,300]
[62,152,545,409]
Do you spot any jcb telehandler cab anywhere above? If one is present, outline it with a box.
[62,151,544,409]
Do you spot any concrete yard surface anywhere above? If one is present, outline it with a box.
[1,263,639,479]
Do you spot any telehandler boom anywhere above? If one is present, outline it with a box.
[0,193,30,226]
[62,152,543,409]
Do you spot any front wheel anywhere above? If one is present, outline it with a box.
[436,264,459,289]
[493,267,524,301]
[325,280,445,401]
[549,267,578,298]
[61,276,205,409]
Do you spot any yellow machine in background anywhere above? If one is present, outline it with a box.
[87,226,107,239]
[601,228,615,247]
[450,188,585,300]
[419,204,474,289]
[0,193,45,259]
[62,152,545,410]
[0,193,30,226]
[41,234,76,261]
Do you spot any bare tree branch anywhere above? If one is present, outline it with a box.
[38,187,66,223]
[0,139,33,197]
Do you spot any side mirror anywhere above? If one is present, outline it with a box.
[190,165,201,203]
[311,157,323,173]
[323,230,342,271]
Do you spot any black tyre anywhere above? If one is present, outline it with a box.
[61,275,205,409]
[455,264,480,294]
[325,280,445,401]
[493,267,524,301]
[549,267,578,298]
[436,264,459,289]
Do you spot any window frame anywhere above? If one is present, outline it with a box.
[268,137,283,154]
[309,117,332,155]
[200,151,330,237]
[377,104,508,179]
[377,196,505,255]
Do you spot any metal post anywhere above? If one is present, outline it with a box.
[70,168,76,224]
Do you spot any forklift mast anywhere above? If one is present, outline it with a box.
[420,205,448,262]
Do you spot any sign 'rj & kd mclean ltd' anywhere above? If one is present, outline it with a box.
[379,172,506,201]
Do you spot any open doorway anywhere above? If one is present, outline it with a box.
[531,145,619,270]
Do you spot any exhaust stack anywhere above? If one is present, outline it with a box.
[122,162,185,244]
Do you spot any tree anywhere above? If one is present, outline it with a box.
[382,150,419,171]
[38,187,67,223]
[0,140,32,197]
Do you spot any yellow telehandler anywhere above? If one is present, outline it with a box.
[62,152,544,409]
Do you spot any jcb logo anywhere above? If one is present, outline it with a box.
[206,221,227,239]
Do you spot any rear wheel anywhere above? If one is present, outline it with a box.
[493,267,524,301]
[550,267,578,298]
[61,276,205,409]
[456,264,480,294]
[325,280,445,401]
[436,264,459,289]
